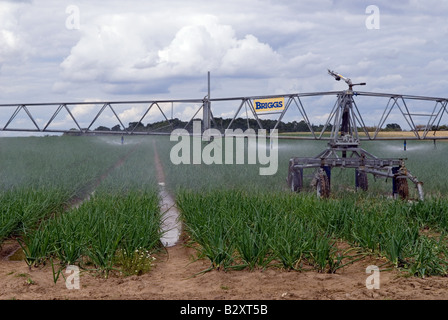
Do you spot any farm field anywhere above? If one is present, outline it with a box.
[1,134,448,300]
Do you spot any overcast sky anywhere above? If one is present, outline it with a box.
[1,0,447,133]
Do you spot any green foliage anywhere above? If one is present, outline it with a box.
[1,136,163,278]
[177,190,448,276]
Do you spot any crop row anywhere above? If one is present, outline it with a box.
[21,189,162,277]
[177,190,448,277]
[1,136,164,277]
[0,136,137,244]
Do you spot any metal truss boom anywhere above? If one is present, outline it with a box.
[1,91,448,140]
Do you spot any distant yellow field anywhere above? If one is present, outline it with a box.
[361,131,448,138]
[279,131,448,139]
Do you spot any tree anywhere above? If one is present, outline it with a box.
[297,120,310,132]
[385,123,402,131]
[128,121,145,131]
[95,126,110,131]
[111,124,121,131]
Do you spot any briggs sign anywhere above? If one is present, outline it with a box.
[253,97,285,113]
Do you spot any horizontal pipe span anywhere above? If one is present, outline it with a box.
[0,99,205,107]
[0,90,446,108]
[356,91,448,102]
[291,158,403,167]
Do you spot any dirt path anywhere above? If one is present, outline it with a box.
[153,140,182,247]
[2,242,448,300]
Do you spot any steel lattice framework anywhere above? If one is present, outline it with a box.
[1,91,447,140]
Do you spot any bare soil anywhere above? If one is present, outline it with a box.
[1,237,448,300]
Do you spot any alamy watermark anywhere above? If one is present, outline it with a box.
[65,265,80,290]
[169,121,278,176]
[66,5,80,30]
[365,265,380,289]
[365,5,380,30]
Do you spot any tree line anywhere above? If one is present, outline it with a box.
[83,118,447,134]
[93,118,331,133]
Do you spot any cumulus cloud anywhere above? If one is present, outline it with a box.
[0,2,26,67]
[58,14,283,89]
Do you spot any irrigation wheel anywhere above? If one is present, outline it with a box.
[395,177,409,200]
[316,170,330,199]
[288,167,303,192]
[356,169,368,191]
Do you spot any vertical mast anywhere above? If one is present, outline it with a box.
[203,71,211,131]
[327,70,366,149]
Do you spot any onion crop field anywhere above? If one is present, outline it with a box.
[1,135,448,280]
[0,136,162,277]
[159,137,448,277]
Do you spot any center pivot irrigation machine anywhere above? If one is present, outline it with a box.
[288,70,424,201]
[1,71,448,200]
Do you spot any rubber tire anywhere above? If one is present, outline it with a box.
[356,170,368,191]
[316,171,330,199]
[396,177,409,200]
[289,169,302,193]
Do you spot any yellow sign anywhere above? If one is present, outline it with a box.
[253,97,285,113]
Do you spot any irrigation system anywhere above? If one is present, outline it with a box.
[2,71,448,200]
[287,70,433,201]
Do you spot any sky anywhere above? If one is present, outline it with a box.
[0,0,447,134]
